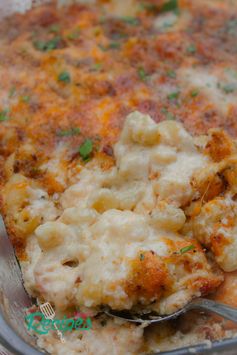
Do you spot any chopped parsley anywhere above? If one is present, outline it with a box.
[226,19,237,35]
[161,108,176,120]
[0,109,10,121]
[191,89,199,97]
[98,44,107,51]
[219,83,236,94]
[186,44,196,54]
[224,68,237,79]
[57,127,81,137]
[180,245,195,254]
[167,90,180,100]
[111,32,128,40]
[79,139,93,161]
[120,16,139,26]
[58,71,71,83]
[67,28,81,40]
[138,67,149,81]
[108,42,121,50]
[167,70,176,79]
[49,24,60,33]
[91,63,102,71]
[9,86,16,98]
[161,0,179,13]
[22,95,30,103]
[33,36,61,52]
[140,253,145,261]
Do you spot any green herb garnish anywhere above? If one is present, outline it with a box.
[22,95,30,103]
[9,86,16,98]
[167,70,176,78]
[140,253,145,261]
[180,245,195,254]
[57,127,81,137]
[120,16,139,26]
[161,0,179,13]
[167,91,180,100]
[186,44,196,54]
[98,44,107,52]
[191,89,199,97]
[220,83,236,94]
[108,42,121,49]
[49,24,60,33]
[91,63,102,71]
[79,139,93,161]
[161,108,176,120]
[58,71,71,83]
[67,28,81,40]
[33,36,61,52]
[138,67,149,81]
[0,109,10,121]
[226,19,237,35]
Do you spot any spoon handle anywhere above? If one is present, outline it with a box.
[190,298,237,323]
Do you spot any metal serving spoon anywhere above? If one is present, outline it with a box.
[104,298,237,324]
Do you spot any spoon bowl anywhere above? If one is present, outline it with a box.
[104,298,237,324]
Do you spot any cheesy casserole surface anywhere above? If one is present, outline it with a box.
[1,0,237,354]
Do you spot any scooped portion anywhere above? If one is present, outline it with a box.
[9,111,230,315]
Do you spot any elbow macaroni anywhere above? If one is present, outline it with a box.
[11,111,234,315]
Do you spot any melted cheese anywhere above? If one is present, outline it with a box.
[22,112,222,315]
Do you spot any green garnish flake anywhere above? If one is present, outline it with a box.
[167,90,180,100]
[67,28,81,40]
[9,86,16,98]
[180,245,195,254]
[79,139,93,161]
[22,95,30,103]
[0,109,10,121]
[224,67,237,79]
[108,42,121,50]
[140,253,145,261]
[49,24,60,33]
[120,16,139,26]
[191,89,199,97]
[161,0,179,13]
[220,83,236,94]
[186,44,196,54]
[33,36,61,52]
[98,44,107,51]
[226,19,237,35]
[91,63,102,71]
[138,67,149,81]
[58,71,71,83]
[57,127,81,137]
[161,108,176,120]
[167,70,176,79]
[99,42,121,51]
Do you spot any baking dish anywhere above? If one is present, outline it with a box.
[0,1,237,354]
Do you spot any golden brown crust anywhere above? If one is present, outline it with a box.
[125,251,171,301]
